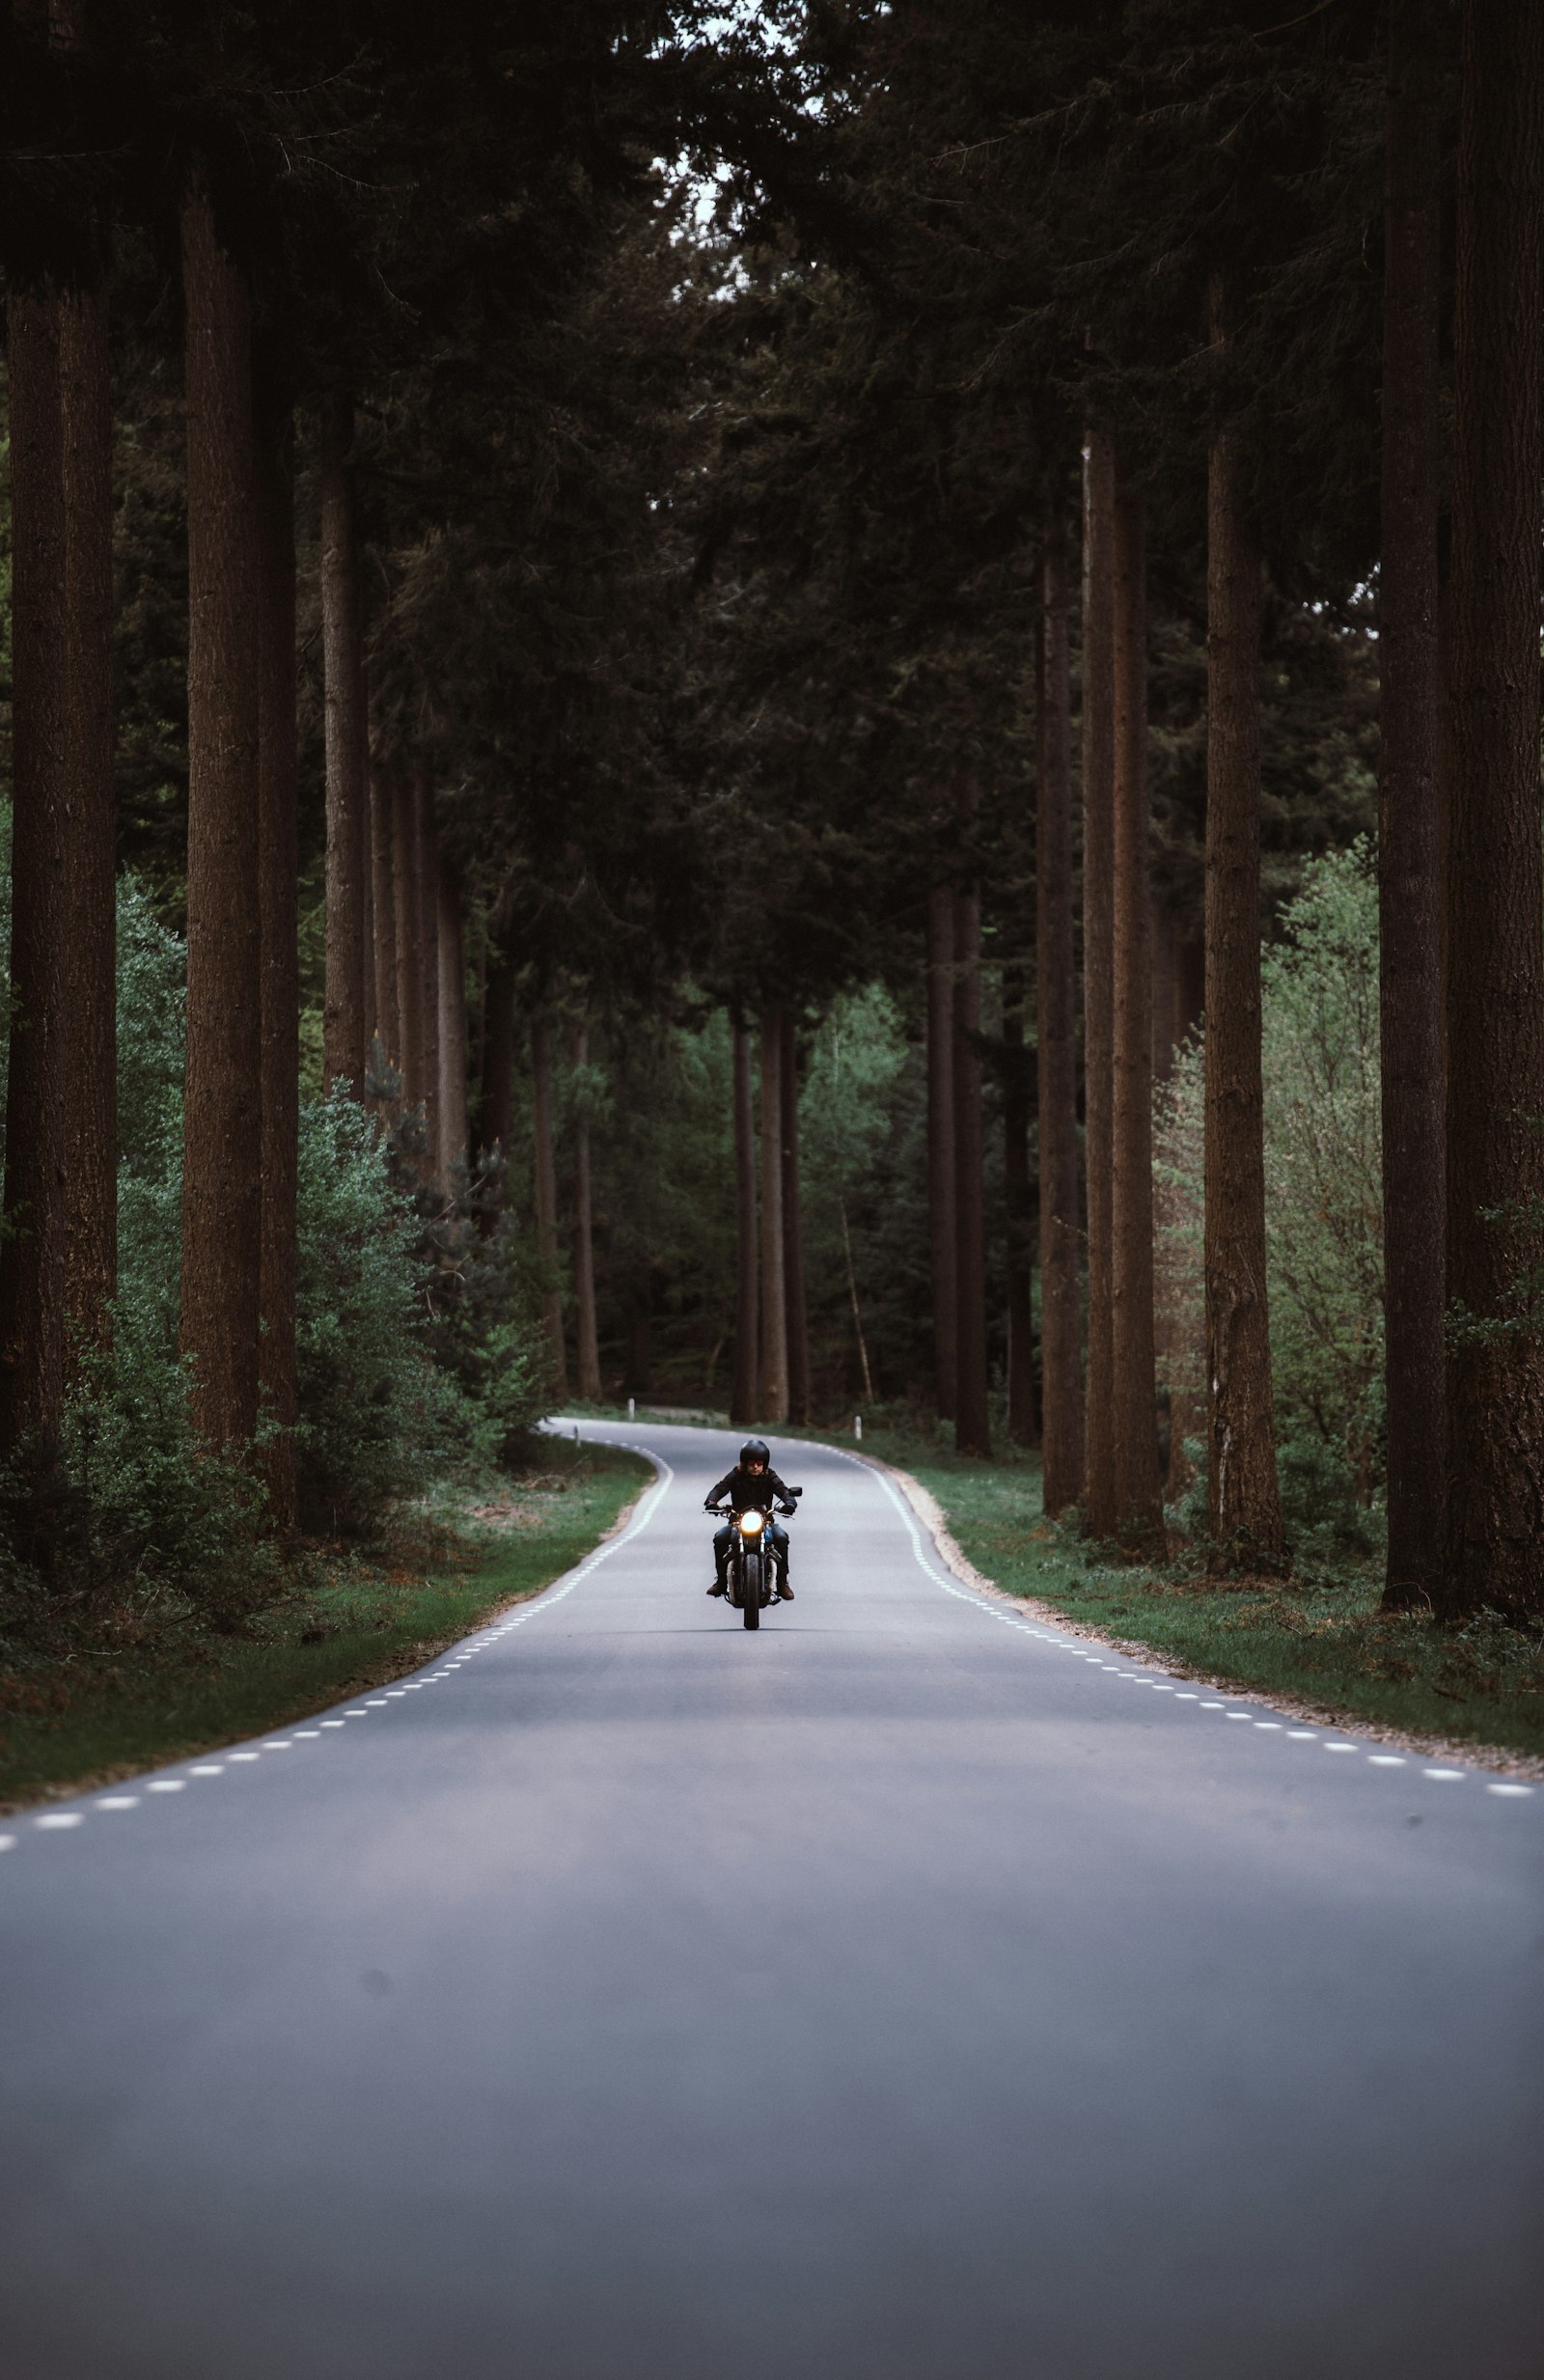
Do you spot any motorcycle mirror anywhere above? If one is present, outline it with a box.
[790,1485,804,1498]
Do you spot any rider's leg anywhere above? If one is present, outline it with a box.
[769,1519,793,1598]
[709,1522,732,1594]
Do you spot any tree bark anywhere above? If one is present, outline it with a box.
[0,285,69,1460]
[926,882,958,1420]
[370,764,399,1077]
[780,1010,811,1425]
[179,181,262,1452]
[1152,908,1199,1499]
[1037,515,1084,1513]
[253,370,298,1528]
[415,775,442,1173]
[359,740,376,1072]
[953,784,990,1459]
[530,1014,568,1400]
[758,1013,789,1424]
[1204,286,1283,1571]
[572,1024,602,1402]
[435,859,468,1176]
[58,278,116,1364]
[1375,0,1447,1610]
[391,773,423,1118]
[1443,0,1544,1621]
[627,1271,652,1397]
[1081,427,1117,1536]
[731,1020,758,1426]
[320,390,368,1095]
[1110,477,1163,1552]
[1002,960,1037,1447]
[480,923,518,1176]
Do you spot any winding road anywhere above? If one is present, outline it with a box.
[2,1418,1541,2379]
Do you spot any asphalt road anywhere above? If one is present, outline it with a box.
[2,1418,1541,2380]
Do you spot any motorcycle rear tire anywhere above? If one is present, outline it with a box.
[743,1549,760,1629]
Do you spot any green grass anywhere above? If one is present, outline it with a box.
[783,1417,1544,1764]
[0,1441,651,1812]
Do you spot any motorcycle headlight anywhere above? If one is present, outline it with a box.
[738,1509,764,1536]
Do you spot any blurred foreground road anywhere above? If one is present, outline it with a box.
[1,1417,1540,2379]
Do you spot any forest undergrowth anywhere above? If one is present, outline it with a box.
[0,1439,649,1812]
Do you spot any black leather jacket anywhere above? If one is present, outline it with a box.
[705,1464,794,1514]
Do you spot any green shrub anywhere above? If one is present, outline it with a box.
[293,1089,465,1532]
[55,1314,279,1623]
[0,877,547,1593]
[1156,844,1385,1570]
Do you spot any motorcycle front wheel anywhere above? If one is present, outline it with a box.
[743,1549,760,1629]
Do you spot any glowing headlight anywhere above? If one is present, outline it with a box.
[738,1509,764,1536]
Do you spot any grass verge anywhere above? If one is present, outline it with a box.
[784,1418,1544,1766]
[0,1440,651,1813]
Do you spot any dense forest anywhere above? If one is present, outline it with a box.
[0,0,1540,1625]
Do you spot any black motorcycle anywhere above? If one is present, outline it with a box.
[708,1486,802,1629]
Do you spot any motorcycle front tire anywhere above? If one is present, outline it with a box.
[743,1549,760,1629]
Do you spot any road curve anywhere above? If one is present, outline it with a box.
[1,1416,1540,2380]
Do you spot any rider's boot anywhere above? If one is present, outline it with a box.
[777,1570,794,1601]
[707,1578,727,1596]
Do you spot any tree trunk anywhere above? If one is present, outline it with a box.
[1204,285,1283,1571]
[1152,910,1199,1501]
[435,859,468,1176]
[58,278,116,1364]
[0,284,69,1461]
[572,1024,603,1403]
[253,370,299,1528]
[416,777,442,1173]
[1376,0,1446,1611]
[530,1014,568,1400]
[320,390,368,1095]
[359,740,376,1073]
[926,882,958,1420]
[1082,427,1117,1536]
[953,786,990,1458]
[370,764,400,1077]
[179,180,262,1452]
[758,1013,789,1424]
[1110,476,1163,1552]
[1443,0,1544,1621]
[390,772,423,1118]
[1003,961,1037,1447]
[1037,515,1084,1514]
[627,1271,652,1397]
[480,922,518,1181]
[731,1020,758,1426]
[780,1010,811,1425]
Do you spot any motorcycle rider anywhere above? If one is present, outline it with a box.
[705,1439,797,1600]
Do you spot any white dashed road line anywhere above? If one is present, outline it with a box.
[825,1441,1538,1807]
[3,1439,1535,1850]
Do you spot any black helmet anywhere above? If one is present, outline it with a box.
[739,1438,771,1468]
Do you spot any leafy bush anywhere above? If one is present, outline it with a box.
[55,1314,279,1624]
[294,1091,480,1531]
[0,878,546,1597]
[411,1166,551,1472]
[1156,845,1385,1566]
